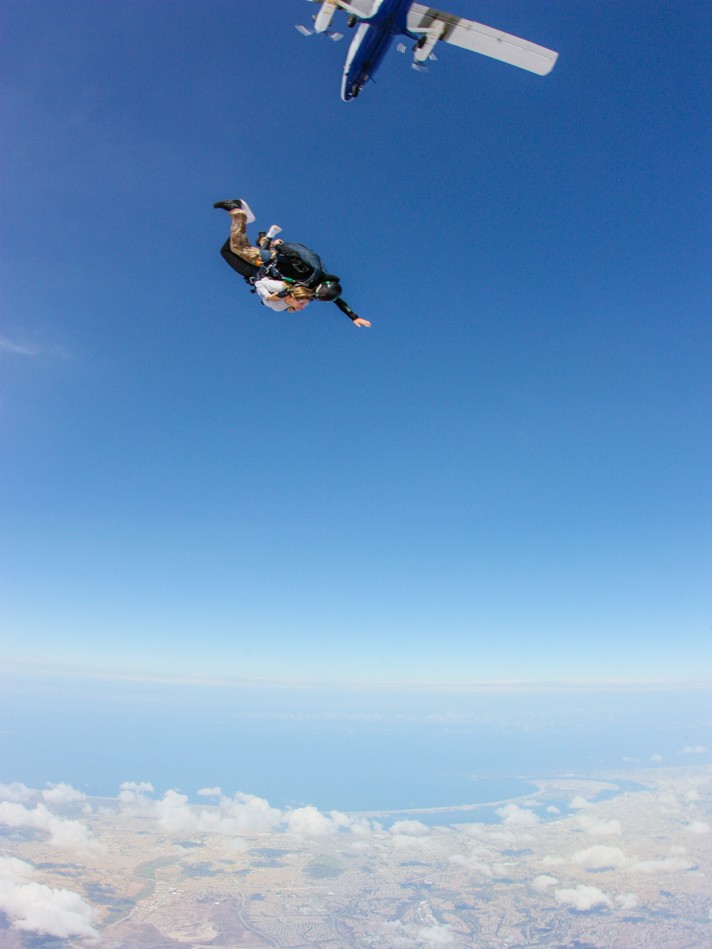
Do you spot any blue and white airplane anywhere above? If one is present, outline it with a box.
[297,0,558,101]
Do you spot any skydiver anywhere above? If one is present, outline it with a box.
[214,199,371,327]
[214,200,311,312]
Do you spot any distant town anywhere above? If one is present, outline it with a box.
[1,766,710,946]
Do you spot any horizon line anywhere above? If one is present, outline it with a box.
[1,659,711,692]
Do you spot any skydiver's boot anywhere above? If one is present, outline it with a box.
[257,224,282,252]
[258,225,283,251]
[212,199,256,223]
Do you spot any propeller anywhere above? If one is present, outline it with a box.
[295,23,343,41]
[397,43,436,64]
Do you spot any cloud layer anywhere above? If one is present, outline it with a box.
[0,857,98,942]
[0,769,709,944]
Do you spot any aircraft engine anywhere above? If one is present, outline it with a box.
[412,20,445,63]
[314,1,339,33]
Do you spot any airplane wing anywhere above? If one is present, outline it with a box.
[406,3,558,76]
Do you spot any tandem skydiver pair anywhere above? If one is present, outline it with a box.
[214,199,371,329]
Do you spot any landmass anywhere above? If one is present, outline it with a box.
[1,766,710,947]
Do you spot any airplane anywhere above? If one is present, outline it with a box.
[297,1,559,101]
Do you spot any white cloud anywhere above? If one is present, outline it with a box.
[569,796,591,810]
[555,884,612,911]
[47,817,100,854]
[450,839,508,878]
[218,836,250,854]
[542,855,566,867]
[683,820,710,836]
[42,783,87,805]
[532,874,559,891]
[0,336,42,356]
[390,833,440,853]
[460,823,533,847]
[482,829,527,846]
[154,790,198,834]
[120,781,154,793]
[450,852,506,877]
[0,335,68,359]
[571,845,626,870]
[0,802,100,856]
[349,816,377,838]
[118,780,155,813]
[416,923,455,945]
[0,783,35,804]
[655,792,681,814]
[496,803,540,827]
[119,781,153,804]
[681,745,707,755]
[650,754,664,763]
[150,789,366,840]
[576,814,622,837]
[630,857,693,873]
[153,789,285,837]
[284,806,350,837]
[616,893,639,911]
[390,820,430,836]
[546,805,560,814]
[115,778,388,846]
[385,919,455,946]
[218,792,284,834]
[0,857,98,942]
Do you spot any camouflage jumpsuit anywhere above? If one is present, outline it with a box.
[228,210,263,267]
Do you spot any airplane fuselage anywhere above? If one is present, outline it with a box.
[306,0,559,100]
[341,0,413,101]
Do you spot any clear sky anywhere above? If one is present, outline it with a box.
[1,0,710,685]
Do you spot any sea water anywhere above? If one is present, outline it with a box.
[1,671,709,813]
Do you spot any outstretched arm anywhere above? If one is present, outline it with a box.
[334,297,371,328]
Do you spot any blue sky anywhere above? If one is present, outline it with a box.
[1,0,710,684]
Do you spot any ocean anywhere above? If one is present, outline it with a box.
[1,671,710,812]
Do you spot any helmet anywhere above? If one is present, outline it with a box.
[314,279,342,302]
